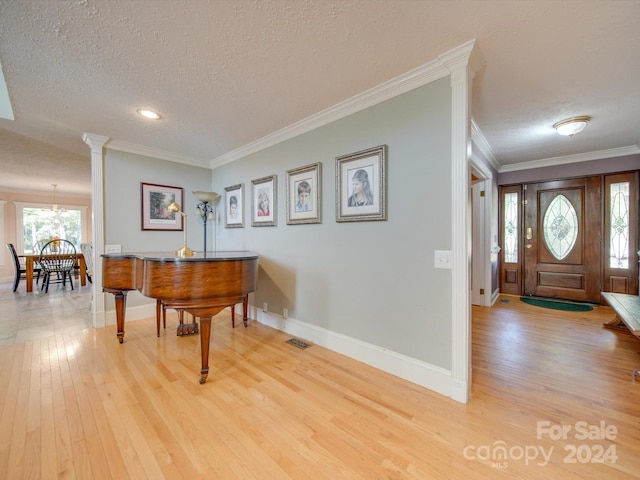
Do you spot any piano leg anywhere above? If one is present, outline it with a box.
[243,294,249,327]
[114,291,128,343]
[156,299,162,337]
[199,316,212,384]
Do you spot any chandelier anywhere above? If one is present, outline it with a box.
[51,184,65,212]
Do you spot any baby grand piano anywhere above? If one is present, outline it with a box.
[102,251,259,384]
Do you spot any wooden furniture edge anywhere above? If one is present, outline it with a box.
[601,292,640,336]
[601,292,640,378]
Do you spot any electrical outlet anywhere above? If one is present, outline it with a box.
[263,302,268,313]
[283,308,288,319]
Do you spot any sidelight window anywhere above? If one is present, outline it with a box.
[609,182,630,269]
[503,192,518,263]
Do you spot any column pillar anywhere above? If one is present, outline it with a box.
[440,40,485,403]
[83,133,110,328]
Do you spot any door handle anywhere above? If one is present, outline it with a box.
[526,227,533,240]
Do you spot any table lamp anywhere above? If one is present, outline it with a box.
[167,202,194,257]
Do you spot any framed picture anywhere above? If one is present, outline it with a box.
[251,175,277,227]
[224,183,244,228]
[286,162,322,225]
[336,145,387,222]
[141,182,184,230]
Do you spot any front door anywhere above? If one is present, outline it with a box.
[523,177,602,303]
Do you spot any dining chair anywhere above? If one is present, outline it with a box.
[79,242,94,310]
[79,242,94,284]
[31,240,49,286]
[6,243,41,293]
[39,239,77,293]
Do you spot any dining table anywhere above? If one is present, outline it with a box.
[19,252,87,292]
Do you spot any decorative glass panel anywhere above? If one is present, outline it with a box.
[503,192,518,263]
[543,194,578,260]
[610,182,630,269]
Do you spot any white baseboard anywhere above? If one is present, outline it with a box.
[250,306,454,400]
[104,302,455,400]
[491,288,501,306]
[104,301,157,326]
[104,302,237,327]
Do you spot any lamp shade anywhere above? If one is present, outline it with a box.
[193,191,220,203]
[553,116,590,136]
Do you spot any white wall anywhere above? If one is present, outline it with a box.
[214,79,454,370]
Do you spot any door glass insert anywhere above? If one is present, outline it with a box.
[543,194,578,260]
[503,192,518,263]
[610,182,630,269]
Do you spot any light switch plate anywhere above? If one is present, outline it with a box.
[104,244,122,254]
[434,250,452,269]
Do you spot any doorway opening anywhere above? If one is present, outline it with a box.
[499,171,639,302]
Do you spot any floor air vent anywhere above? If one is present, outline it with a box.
[286,338,311,350]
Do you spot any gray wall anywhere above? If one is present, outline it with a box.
[104,150,213,308]
[214,78,454,369]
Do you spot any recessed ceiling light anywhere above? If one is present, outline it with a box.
[137,108,161,120]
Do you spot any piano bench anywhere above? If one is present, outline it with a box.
[601,292,640,378]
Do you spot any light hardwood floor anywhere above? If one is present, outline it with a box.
[1,293,639,479]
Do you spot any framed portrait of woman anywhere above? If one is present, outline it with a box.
[224,183,244,228]
[251,175,277,227]
[335,145,387,222]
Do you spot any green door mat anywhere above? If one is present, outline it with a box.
[520,296,593,312]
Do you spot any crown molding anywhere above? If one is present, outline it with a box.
[0,185,91,197]
[210,40,481,169]
[0,61,14,121]
[82,132,110,151]
[99,40,482,171]
[498,145,640,173]
[470,119,500,172]
[439,38,486,75]
[106,139,211,169]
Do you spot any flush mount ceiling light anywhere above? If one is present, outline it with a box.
[553,116,591,137]
[136,108,161,120]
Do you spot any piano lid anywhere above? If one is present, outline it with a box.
[101,250,259,262]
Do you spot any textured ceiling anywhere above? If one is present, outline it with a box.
[0,0,638,195]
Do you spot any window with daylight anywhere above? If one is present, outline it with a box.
[609,181,630,269]
[503,192,518,263]
[15,202,87,254]
[543,194,578,261]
